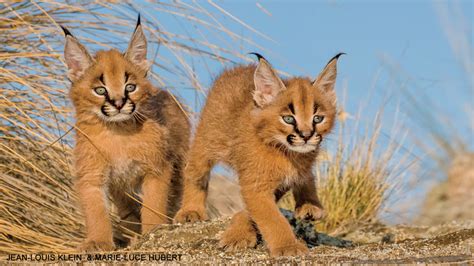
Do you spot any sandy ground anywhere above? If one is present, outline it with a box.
[126,218,474,264]
[1,218,472,264]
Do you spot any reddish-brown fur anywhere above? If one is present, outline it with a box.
[175,55,341,256]
[64,20,189,252]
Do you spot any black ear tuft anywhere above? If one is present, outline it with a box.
[326,52,346,66]
[60,25,73,37]
[135,13,141,31]
[248,52,266,61]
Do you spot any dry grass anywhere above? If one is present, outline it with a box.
[0,1,411,255]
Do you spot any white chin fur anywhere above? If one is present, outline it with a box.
[274,136,317,153]
[103,113,133,123]
[286,144,317,153]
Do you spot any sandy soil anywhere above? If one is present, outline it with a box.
[1,217,471,264]
[127,218,474,264]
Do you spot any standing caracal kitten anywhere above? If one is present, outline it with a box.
[175,53,342,256]
[63,17,190,252]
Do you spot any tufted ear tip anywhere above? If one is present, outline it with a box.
[326,52,346,66]
[248,52,266,62]
[125,15,148,73]
[253,54,285,108]
[135,13,141,31]
[63,26,93,82]
[312,53,343,103]
[60,25,73,37]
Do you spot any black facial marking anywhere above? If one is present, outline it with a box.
[104,90,111,102]
[99,74,105,85]
[287,134,295,145]
[293,125,301,136]
[288,103,295,114]
[101,105,109,116]
[125,72,130,83]
[313,103,319,114]
[104,93,115,113]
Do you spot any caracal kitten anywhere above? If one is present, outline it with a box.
[63,17,190,252]
[175,53,342,256]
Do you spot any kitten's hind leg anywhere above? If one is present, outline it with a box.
[174,146,214,223]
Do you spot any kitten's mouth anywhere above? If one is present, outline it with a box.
[283,134,321,153]
[99,101,136,122]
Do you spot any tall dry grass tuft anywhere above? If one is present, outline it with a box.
[315,109,407,234]
[0,1,264,254]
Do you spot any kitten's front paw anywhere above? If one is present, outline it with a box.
[79,240,115,253]
[270,240,309,257]
[173,208,208,223]
[219,226,257,252]
[295,203,326,221]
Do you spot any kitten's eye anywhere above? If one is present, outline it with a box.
[282,115,296,125]
[125,84,136,93]
[313,115,324,124]
[94,87,107,96]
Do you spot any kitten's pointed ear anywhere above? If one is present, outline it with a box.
[62,26,93,82]
[313,53,344,104]
[125,14,150,73]
[252,54,286,108]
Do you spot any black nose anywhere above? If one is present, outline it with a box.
[299,131,313,141]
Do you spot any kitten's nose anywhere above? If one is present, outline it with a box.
[113,98,125,109]
[299,130,313,141]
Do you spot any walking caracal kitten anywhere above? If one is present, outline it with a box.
[63,17,190,252]
[175,53,342,256]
